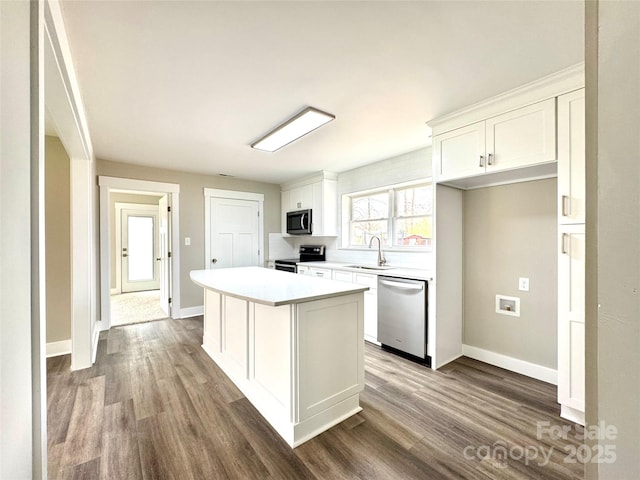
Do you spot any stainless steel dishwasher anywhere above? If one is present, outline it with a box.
[377,276,428,360]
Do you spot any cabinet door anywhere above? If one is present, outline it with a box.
[290,184,313,210]
[558,90,585,224]
[433,121,486,181]
[311,181,324,235]
[309,267,331,279]
[297,265,310,275]
[558,224,585,413]
[486,98,556,173]
[363,289,378,344]
[332,270,353,283]
[353,273,378,344]
[281,190,291,235]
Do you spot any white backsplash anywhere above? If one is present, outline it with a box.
[271,234,433,270]
[268,233,297,260]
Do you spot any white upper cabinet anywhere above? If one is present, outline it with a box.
[557,89,586,225]
[485,98,557,173]
[434,98,557,183]
[434,121,486,180]
[281,171,338,236]
[289,184,313,211]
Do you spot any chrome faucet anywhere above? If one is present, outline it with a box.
[368,236,387,266]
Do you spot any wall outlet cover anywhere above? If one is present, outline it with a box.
[185,237,191,246]
[519,277,530,291]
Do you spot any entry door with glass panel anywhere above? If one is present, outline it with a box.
[121,209,160,293]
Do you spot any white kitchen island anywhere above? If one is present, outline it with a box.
[190,266,368,447]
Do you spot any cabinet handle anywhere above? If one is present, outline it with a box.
[561,195,570,217]
[479,155,485,168]
[487,153,494,165]
[561,233,569,255]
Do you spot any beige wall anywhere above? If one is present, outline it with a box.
[109,193,163,290]
[586,2,640,477]
[463,178,557,369]
[45,136,72,344]
[96,160,281,309]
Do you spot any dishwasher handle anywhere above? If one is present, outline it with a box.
[379,278,424,291]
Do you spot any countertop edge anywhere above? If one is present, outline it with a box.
[191,271,369,306]
[297,261,434,281]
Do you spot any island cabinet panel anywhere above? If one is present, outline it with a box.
[194,267,367,447]
[204,290,222,352]
[222,296,249,378]
[250,303,292,411]
[296,296,363,422]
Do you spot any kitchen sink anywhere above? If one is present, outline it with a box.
[345,265,394,271]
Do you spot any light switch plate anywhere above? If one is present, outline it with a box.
[519,277,529,291]
[185,237,191,246]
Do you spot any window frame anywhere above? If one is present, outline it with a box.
[341,179,433,251]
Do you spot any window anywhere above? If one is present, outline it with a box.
[344,181,432,248]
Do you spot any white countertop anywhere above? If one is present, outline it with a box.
[298,261,434,281]
[190,267,369,307]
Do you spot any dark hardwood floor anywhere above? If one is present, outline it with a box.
[47,317,584,479]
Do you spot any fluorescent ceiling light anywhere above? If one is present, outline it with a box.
[251,107,335,152]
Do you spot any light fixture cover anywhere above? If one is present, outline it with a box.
[251,107,335,152]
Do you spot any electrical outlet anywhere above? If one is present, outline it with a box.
[519,277,529,292]
[185,237,191,246]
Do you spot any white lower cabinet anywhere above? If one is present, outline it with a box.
[557,224,585,425]
[353,273,378,345]
[297,265,310,275]
[309,267,331,279]
[331,269,379,345]
[202,288,364,447]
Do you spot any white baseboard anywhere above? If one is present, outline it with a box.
[561,404,585,426]
[46,339,72,358]
[92,320,103,364]
[180,305,204,318]
[462,344,557,385]
[110,288,119,295]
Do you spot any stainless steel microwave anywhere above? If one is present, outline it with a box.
[286,209,312,235]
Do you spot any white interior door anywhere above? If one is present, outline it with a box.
[209,197,259,269]
[158,195,171,315]
[122,209,160,292]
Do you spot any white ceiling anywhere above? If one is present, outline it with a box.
[60,1,583,184]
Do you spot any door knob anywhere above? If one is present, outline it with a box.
[211,258,218,264]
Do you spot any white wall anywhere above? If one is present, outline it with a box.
[1,1,37,477]
[586,2,640,478]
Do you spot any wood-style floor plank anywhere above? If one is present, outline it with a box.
[100,399,143,480]
[47,317,585,480]
[58,375,105,470]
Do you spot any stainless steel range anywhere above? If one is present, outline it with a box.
[274,245,326,273]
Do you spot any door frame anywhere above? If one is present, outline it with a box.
[99,176,180,329]
[115,202,160,294]
[204,188,264,269]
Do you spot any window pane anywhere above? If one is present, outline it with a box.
[128,216,154,281]
[394,217,432,246]
[396,185,432,217]
[352,193,389,221]
[350,220,388,246]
